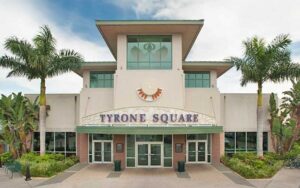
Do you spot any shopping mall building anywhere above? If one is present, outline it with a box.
[23,20,271,169]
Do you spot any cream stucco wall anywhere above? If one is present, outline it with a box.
[79,89,114,120]
[26,94,79,132]
[221,94,271,132]
[113,34,185,109]
[184,88,221,125]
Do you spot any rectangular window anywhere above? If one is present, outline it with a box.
[66,132,76,152]
[127,35,172,70]
[90,72,114,88]
[163,135,172,167]
[32,132,76,156]
[33,132,40,152]
[46,132,54,152]
[55,132,65,152]
[246,132,257,152]
[185,72,210,88]
[225,132,268,155]
[225,132,235,155]
[126,135,135,167]
[236,132,246,152]
[136,135,163,142]
[263,132,268,151]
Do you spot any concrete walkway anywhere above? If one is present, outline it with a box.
[0,167,47,188]
[248,168,300,188]
[1,165,300,188]
[35,164,252,188]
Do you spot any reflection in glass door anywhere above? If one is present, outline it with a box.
[188,142,196,162]
[187,141,207,163]
[93,142,102,162]
[137,143,162,167]
[104,142,112,162]
[198,142,206,162]
[151,144,161,166]
[138,144,148,166]
[93,141,112,163]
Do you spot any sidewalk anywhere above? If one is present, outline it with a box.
[248,168,300,188]
[0,167,47,188]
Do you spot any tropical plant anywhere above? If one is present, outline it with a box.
[281,80,300,149]
[0,93,39,158]
[0,25,84,155]
[269,80,300,154]
[227,34,300,156]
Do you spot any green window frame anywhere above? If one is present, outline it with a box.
[90,72,114,88]
[127,35,172,70]
[185,72,211,88]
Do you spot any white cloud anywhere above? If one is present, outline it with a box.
[1,0,300,98]
[0,0,113,95]
[112,0,300,97]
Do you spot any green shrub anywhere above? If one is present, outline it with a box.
[18,152,78,177]
[284,142,300,160]
[0,152,13,163]
[222,152,284,179]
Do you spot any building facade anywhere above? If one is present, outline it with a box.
[28,20,272,170]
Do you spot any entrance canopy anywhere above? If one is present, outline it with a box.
[77,107,222,134]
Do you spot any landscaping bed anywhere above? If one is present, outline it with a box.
[1,152,79,177]
[222,143,300,179]
[222,152,284,179]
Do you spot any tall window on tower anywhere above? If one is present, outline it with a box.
[127,35,172,70]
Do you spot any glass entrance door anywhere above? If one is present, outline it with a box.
[151,144,162,166]
[93,142,102,162]
[137,143,162,167]
[93,141,112,163]
[187,141,207,163]
[138,144,148,166]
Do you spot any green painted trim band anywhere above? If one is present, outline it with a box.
[76,126,223,134]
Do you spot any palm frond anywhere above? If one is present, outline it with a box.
[33,25,56,56]
[46,49,83,77]
[4,37,34,63]
[268,34,291,50]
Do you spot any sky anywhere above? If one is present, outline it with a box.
[0,0,300,97]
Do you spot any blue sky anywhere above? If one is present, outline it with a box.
[0,0,300,96]
[39,0,136,44]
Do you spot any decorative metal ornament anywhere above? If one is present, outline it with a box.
[143,42,156,52]
[137,88,162,102]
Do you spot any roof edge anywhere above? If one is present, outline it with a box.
[96,20,204,25]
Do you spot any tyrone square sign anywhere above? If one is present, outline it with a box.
[81,107,217,125]
[99,113,199,124]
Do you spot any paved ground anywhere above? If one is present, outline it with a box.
[1,164,300,188]
[248,168,300,188]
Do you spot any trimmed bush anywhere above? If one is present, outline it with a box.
[284,142,300,161]
[0,152,13,163]
[18,153,78,177]
[222,152,284,179]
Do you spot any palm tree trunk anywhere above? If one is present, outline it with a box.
[257,82,264,157]
[26,132,33,152]
[39,78,46,155]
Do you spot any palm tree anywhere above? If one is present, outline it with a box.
[0,25,83,155]
[227,34,300,157]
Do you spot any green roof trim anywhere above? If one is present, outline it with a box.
[96,20,204,25]
[76,125,223,135]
